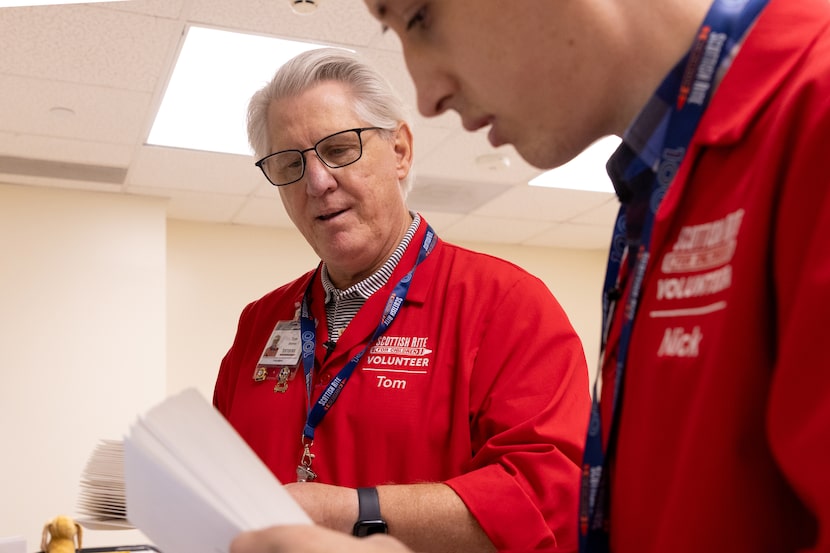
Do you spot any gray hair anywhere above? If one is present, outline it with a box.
[247,48,414,194]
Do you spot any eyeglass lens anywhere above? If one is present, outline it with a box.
[262,129,365,186]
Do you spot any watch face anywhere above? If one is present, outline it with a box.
[353,520,388,537]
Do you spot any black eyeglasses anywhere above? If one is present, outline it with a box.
[255,127,383,186]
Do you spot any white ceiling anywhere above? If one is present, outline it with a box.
[0,0,619,250]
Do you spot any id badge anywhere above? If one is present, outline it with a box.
[253,320,302,384]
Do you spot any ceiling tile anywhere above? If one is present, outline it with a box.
[522,222,613,251]
[127,146,260,195]
[570,195,621,225]
[0,5,182,91]
[100,0,186,19]
[0,74,152,145]
[412,210,466,235]
[474,186,616,222]
[0,131,134,167]
[408,125,463,164]
[418,129,541,185]
[250,179,284,200]
[187,0,382,47]
[408,177,511,215]
[129,186,245,223]
[231,196,294,228]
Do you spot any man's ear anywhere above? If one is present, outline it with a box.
[393,122,414,181]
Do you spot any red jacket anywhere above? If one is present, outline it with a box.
[215,218,590,552]
[604,0,830,551]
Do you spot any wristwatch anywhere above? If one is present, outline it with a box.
[352,487,388,537]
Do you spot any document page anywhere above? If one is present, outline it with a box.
[124,388,311,553]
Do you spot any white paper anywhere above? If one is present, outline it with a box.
[124,388,311,553]
[0,536,26,553]
[77,439,130,528]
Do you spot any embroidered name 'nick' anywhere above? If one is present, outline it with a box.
[657,326,703,358]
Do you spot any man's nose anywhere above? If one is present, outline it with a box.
[303,153,337,196]
[406,52,453,118]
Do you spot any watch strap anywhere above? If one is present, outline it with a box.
[357,487,382,521]
[353,487,387,536]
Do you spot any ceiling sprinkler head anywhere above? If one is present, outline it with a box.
[290,0,320,14]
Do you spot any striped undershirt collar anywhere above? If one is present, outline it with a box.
[320,213,421,340]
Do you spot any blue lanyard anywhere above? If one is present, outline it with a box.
[578,1,768,551]
[298,225,436,443]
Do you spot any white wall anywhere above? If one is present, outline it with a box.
[0,184,165,550]
[0,184,607,551]
[166,221,320,400]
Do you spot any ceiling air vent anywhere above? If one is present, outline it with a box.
[0,155,127,184]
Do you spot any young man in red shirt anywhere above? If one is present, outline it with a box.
[232,0,830,552]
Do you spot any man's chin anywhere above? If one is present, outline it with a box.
[515,146,559,171]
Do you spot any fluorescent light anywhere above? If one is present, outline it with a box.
[148,26,338,156]
[529,135,621,193]
[1,0,126,5]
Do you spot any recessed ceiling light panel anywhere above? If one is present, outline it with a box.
[147,26,334,156]
[529,135,621,193]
